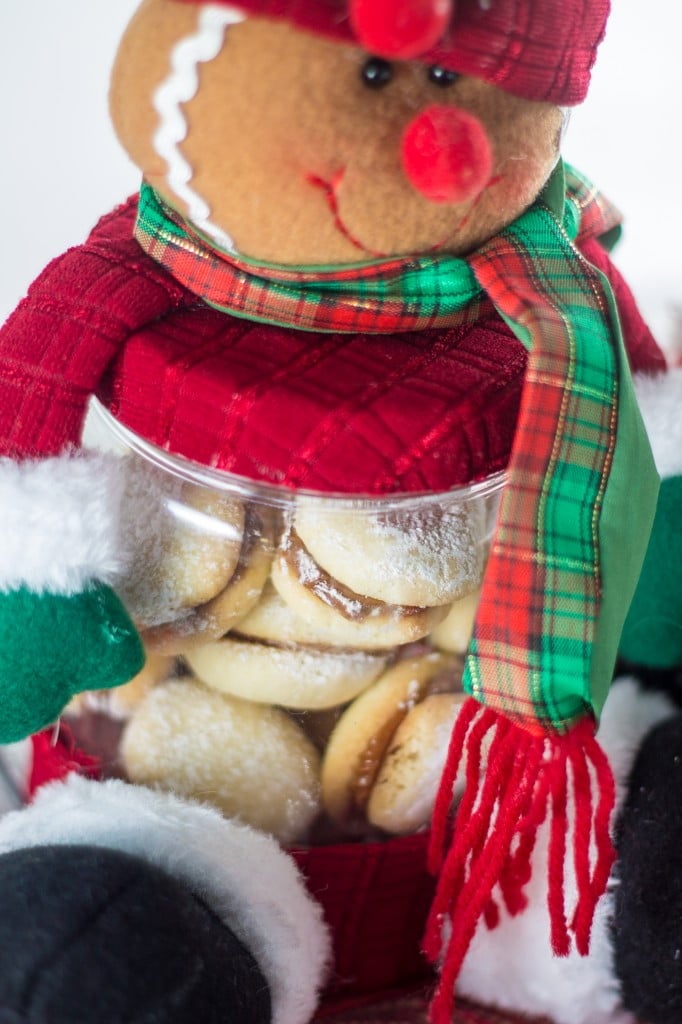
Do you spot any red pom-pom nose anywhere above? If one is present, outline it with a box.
[401,104,493,204]
[350,0,453,60]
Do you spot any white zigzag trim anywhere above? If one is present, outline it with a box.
[153,4,244,250]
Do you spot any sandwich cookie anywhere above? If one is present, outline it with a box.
[272,525,449,649]
[66,648,175,720]
[121,678,321,843]
[428,588,481,654]
[142,506,276,654]
[119,462,245,630]
[238,579,443,653]
[321,651,466,834]
[293,498,486,606]
[185,632,389,710]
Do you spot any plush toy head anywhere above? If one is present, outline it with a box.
[108,0,593,264]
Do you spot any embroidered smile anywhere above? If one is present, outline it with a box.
[307,172,386,257]
[307,171,503,257]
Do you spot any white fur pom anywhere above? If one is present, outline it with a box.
[0,452,127,594]
[0,776,331,1024]
[635,367,682,479]
[456,679,678,1024]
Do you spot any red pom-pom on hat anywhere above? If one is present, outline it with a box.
[350,0,453,59]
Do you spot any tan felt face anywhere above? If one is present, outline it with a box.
[111,0,564,264]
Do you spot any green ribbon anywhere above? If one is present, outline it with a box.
[464,164,659,728]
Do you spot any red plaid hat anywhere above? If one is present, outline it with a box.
[176,0,611,104]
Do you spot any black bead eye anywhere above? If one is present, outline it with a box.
[427,65,460,87]
[361,57,394,89]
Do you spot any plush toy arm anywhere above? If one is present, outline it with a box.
[579,236,667,375]
[0,199,195,742]
[0,453,144,743]
[0,197,190,460]
[579,241,682,667]
[620,368,682,668]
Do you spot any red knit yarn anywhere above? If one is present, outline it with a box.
[498,767,550,917]
[428,695,479,867]
[548,754,570,956]
[574,731,617,954]
[424,700,617,1024]
[569,744,593,952]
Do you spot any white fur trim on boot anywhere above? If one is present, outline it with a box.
[0,452,126,594]
[635,367,682,479]
[456,678,678,1024]
[0,776,331,1024]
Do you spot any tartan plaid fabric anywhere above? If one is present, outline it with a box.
[135,162,658,731]
[465,171,659,730]
[175,0,610,104]
[133,165,619,336]
[563,165,623,249]
[135,184,486,334]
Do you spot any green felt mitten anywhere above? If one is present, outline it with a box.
[620,476,682,668]
[0,583,144,743]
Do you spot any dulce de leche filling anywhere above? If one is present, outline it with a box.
[348,664,462,819]
[281,526,427,622]
[351,711,408,815]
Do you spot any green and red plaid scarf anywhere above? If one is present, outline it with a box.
[135,164,657,731]
[466,171,654,732]
[135,166,660,1023]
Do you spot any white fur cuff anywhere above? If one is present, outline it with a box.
[635,367,682,479]
[0,452,126,594]
[0,777,331,1024]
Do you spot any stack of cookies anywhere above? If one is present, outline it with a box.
[70,453,501,844]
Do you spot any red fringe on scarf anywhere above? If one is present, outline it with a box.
[424,699,616,1024]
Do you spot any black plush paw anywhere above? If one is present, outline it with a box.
[613,714,682,1024]
[0,844,271,1024]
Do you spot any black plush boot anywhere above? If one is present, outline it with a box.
[613,713,682,1024]
[0,844,271,1024]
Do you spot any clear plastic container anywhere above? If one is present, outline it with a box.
[73,399,504,845]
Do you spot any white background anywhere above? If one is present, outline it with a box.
[1,0,681,354]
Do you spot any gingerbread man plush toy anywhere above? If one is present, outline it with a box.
[0,2,681,1023]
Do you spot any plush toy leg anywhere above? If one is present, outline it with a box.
[0,843,270,1023]
[0,776,331,1024]
[455,678,677,1024]
[613,711,682,1024]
